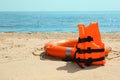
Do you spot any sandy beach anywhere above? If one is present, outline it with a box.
[0,32,120,80]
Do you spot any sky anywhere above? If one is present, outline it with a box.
[0,0,120,11]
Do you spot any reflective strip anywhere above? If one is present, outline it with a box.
[66,48,72,57]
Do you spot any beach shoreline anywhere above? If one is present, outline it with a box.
[0,32,120,80]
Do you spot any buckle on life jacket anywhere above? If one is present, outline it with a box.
[78,36,93,43]
[84,58,93,66]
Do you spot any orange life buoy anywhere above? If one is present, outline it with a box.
[44,39,77,58]
[44,22,110,68]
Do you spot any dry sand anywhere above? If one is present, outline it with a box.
[0,32,120,80]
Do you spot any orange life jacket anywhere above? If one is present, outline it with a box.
[64,22,108,68]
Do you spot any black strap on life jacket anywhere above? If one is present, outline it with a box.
[78,36,93,43]
[76,47,104,54]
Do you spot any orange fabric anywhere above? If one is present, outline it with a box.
[57,39,77,47]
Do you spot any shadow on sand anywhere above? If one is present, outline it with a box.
[40,52,102,73]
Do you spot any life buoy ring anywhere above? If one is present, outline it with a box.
[44,22,110,68]
[44,39,77,58]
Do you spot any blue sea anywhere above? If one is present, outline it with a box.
[0,11,120,33]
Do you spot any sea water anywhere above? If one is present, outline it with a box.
[0,11,120,33]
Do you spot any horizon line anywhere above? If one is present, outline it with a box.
[0,10,120,12]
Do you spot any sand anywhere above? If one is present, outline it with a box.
[0,32,120,80]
